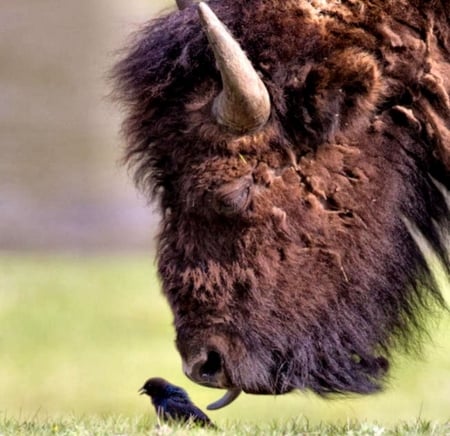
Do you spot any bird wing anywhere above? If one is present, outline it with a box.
[164,395,212,425]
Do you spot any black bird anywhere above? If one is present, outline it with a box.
[139,377,214,427]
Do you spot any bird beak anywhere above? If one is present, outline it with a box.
[138,387,146,395]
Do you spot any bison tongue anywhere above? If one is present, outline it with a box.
[207,388,242,410]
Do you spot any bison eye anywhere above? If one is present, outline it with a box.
[212,175,253,216]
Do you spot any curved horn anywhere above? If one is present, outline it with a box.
[198,2,271,133]
[176,0,193,10]
[207,388,242,410]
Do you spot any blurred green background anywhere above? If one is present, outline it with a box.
[0,0,449,427]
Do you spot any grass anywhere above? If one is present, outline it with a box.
[0,415,449,435]
[0,254,449,434]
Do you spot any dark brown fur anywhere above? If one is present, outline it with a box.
[112,0,450,396]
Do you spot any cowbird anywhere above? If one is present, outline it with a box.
[139,377,214,427]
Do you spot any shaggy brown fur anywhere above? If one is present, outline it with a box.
[113,0,450,397]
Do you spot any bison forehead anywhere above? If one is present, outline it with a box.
[160,130,398,283]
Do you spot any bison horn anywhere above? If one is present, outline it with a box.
[206,387,242,410]
[176,0,193,10]
[198,2,271,133]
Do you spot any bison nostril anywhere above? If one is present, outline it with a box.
[184,349,226,387]
[200,350,222,377]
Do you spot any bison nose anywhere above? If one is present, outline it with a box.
[182,349,226,387]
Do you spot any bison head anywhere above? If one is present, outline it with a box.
[113,0,450,408]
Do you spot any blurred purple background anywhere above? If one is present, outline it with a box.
[0,0,175,252]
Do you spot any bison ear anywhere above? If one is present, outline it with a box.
[286,48,383,145]
[329,49,383,121]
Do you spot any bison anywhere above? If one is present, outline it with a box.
[113,0,450,409]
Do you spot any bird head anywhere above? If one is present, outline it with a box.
[138,377,170,398]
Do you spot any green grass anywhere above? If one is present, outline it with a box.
[0,255,449,433]
[0,415,449,435]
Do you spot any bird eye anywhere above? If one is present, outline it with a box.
[212,176,253,216]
